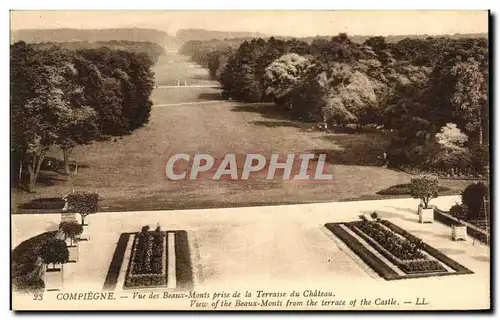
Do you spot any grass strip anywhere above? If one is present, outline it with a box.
[102,233,130,291]
[174,230,194,290]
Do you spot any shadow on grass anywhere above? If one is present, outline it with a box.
[230,104,291,121]
[309,133,390,166]
[19,197,65,210]
[197,92,225,101]
[190,74,213,81]
[249,120,307,129]
[36,171,69,186]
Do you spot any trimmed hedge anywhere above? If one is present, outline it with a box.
[12,231,57,293]
[377,183,450,196]
[67,192,99,215]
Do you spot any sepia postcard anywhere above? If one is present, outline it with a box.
[10,10,491,311]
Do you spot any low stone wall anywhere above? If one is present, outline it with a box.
[433,208,489,244]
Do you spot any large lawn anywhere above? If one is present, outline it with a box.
[11,51,476,213]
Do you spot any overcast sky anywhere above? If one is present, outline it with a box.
[10,11,488,37]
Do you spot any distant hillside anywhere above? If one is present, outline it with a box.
[176,28,267,43]
[271,33,488,44]
[11,28,172,45]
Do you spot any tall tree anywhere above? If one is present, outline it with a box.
[264,53,312,109]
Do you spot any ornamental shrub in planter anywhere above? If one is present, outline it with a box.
[410,175,439,223]
[66,191,99,241]
[449,204,468,241]
[59,220,83,262]
[40,238,69,291]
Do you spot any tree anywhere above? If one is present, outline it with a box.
[435,123,468,151]
[264,53,312,108]
[40,238,69,269]
[59,220,84,246]
[363,36,388,55]
[53,59,100,175]
[409,175,439,209]
[11,50,76,192]
[66,192,99,225]
[449,57,487,147]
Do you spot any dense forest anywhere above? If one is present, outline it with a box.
[33,41,166,64]
[11,41,156,192]
[180,34,489,176]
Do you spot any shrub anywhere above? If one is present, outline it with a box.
[40,238,69,268]
[66,191,99,225]
[59,220,84,245]
[449,204,468,225]
[12,231,57,292]
[461,182,488,220]
[409,175,439,209]
[377,183,450,196]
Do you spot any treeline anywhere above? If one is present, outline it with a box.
[34,40,166,63]
[180,34,489,174]
[176,28,267,43]
[11,41,156,192]
[12,28,170,45]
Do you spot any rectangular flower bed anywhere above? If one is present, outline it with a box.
[346,219,447,274]
[124,229,167,289]
[103,230,194,291]
[325,219,474,280]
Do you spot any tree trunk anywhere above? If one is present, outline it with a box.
[27,150,46,193]
[18,163,23,187]
[27,164,36,193]
[63,148,71,175]
[423,198,429,209]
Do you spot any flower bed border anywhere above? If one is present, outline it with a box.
[380,220,475,274]
[124,231,167,289]
[102,230,194,291]
[346,222,447,274]
[102,233,133,291]
[325,221,474,280]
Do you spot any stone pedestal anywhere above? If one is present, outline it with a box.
[452,225,467,241]
[419,208,434,223]
[44,265,63,292]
